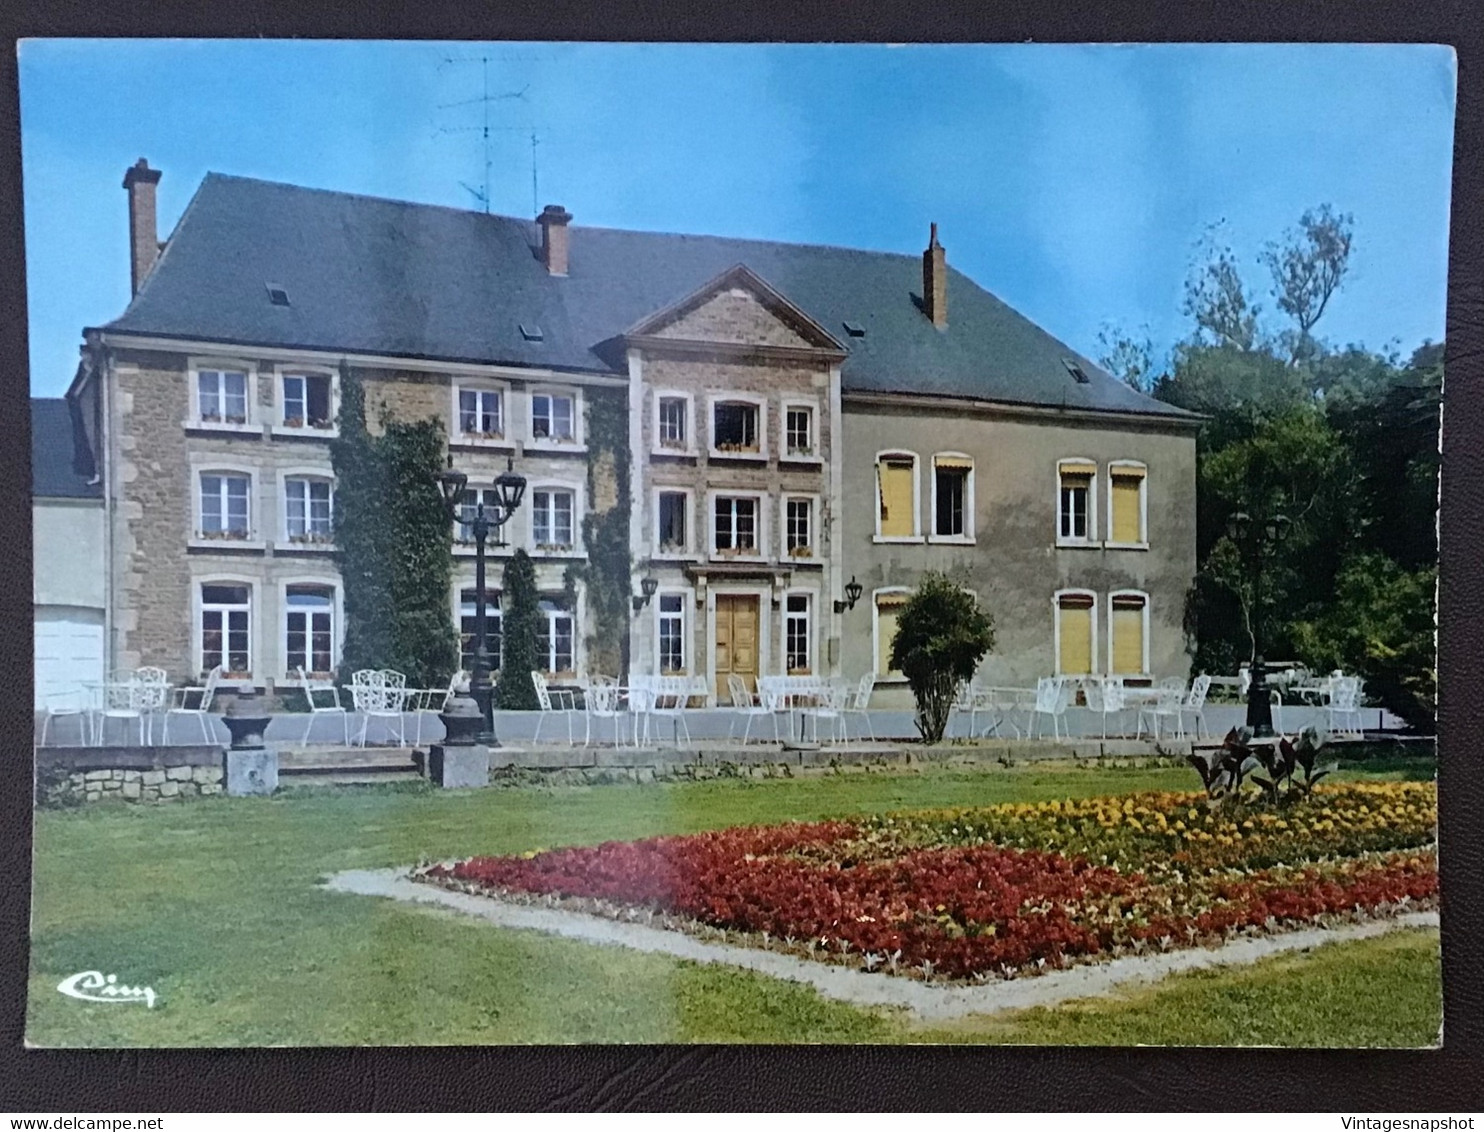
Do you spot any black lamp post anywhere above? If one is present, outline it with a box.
[435,456,526,745]
[1227,509,1292,738]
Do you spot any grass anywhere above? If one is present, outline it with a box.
[25,761,1440,1047]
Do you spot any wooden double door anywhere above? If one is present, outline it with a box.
[713,593,760,701]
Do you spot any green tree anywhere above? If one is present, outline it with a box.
[889,574,995,745]
[495,549,541,710]
[1260,204,1354,365]
[1096,322,1157,392]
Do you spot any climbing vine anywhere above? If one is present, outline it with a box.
[564,386,632,677]
[330,367,459,689]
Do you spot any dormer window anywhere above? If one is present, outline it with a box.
[282,373,333,430]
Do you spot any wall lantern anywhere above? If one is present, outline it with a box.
[833,576,864,615]
[632,575,660,613]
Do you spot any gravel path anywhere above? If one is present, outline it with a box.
[324,867,1437,1022]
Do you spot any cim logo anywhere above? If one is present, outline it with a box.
[56,970,156,1009]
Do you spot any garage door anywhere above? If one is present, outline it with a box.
[35,607,104,709]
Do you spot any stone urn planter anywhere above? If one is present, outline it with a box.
[222,688,277,795]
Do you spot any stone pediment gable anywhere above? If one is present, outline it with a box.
[627,265,844,355]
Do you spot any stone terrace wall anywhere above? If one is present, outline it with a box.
[36,745,223,806]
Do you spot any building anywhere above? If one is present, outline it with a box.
[60,159,1199,703]
[32,398,106,708]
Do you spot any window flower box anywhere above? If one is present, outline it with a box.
[288,532,334,546]
[284,415,305,428]
[659,541,688,555]
[535,542,573,553]
[463,430,504,441]
[788,545,814,558]
[659,436,688,450]
[786,446,815,458]
[715,442,760,454]
[197,528,251,541]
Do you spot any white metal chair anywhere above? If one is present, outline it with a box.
[163,665,222,744]
[133,667,171,744]
[582,676,631,747]
[530,670,575,744]
[813,678,851,746]
[646,674,693,747]
[350,669,406,747]
[1181,674,1213,740]
[1326,675,1365,740]
[1087,676,1126,739]
[96,677,149,746]
[298,666,350,745]
[843,673,876,743]
[38,684,96,747]
[1137,680,1186,741]
[407,669,469,746]
[1028,677,1069,740]
[727,674,779,745]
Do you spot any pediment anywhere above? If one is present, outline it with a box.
[626,264,844,354]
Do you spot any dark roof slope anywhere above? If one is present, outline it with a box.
[32,398,101,499]
[104,173,1196,421]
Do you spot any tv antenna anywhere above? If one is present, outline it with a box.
[435,53,534,214]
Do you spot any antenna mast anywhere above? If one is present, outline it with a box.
[436,53,532,214]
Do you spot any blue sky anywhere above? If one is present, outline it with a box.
[18,40,1456,396]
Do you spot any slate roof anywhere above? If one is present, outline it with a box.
[32,398,101,500]
[102,173,1196,421]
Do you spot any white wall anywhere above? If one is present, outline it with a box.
[33,499,105,609]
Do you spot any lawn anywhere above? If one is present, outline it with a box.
[25,761,1441,1047]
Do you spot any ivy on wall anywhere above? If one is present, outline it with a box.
[330,367,459,689]
[564,386,633,678]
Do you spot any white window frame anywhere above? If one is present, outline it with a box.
[1056,458,1100,549]
[780,398,822,464]
[651,390,696,457]
[193,575,258,683]
[872,586,912,679]
[783,590,814,675]
[1105,460,1150,550]
[451,380,512,448]
[874,450,923,543]
[1053,588,1100,677]
[709,490,767,561]
[929,452,976,544]
[653,487,695,560]
[276,468,336,551]
[272,365,339,438]
[186,358,259,435]
[528,386,583,450]
[538,593,579,678]
[527,481,584,557]
[190,461,262,550]
[655,589,690,676]
[1107,589,1152,677]
[707,393,768,461]
[280,578,342,680]
[780,492,820,561]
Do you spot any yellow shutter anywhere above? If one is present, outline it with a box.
[934,455,973,471]
[1111,472,1144,543]
[878,459,915,537]
[1058,460,1097,477]
[1057,597,1093,675]
[877,597,906,675]
[1111,597,1146,675]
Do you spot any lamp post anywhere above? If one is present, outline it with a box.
[1227,509,1292,738]
[435,456,526,745]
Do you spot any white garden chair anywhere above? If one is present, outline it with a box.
[298,666,350,745]
[1181,674,1213,740]
[350,669,406,747]
[1326,675,1365,740]
[1087,676,1126,739]
[1028,676,1069,740]
[727,674,779,745]
[812,678,851,746]
[582,676,632,747]
[406,669,469,746]
[163,665,222,744]
[530,670,575,744]
[842,673,876,743]
[646,674,693,747]
[38,684,96,747]
[1137,679,1186,741]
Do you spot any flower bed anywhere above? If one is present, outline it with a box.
[417,783,1436,982]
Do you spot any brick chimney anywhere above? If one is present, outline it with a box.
[922,222,947,328]
[537,204,573,276]
[123,158,162,297]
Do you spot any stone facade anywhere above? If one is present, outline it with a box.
[38,761,223,807]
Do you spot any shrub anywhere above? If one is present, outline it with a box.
[889,574,995,744]
[495,549,541,710]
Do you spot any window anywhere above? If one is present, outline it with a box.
[657,397,687,449]
[933,455,972,538]
[199,472,251,539]
[282,373,332,429]
[531,392,575,441]
[456,488,499,544]
[201,583,250,677]
[1056,592,1096,676]
[540,597,575,674]
[1058,460,1097,543]
[714,496,759,556]
[785,405,814,457]
[875,592,908,676]
[658,593,686,674]
[785,593,812,674]
[657,491,688,554]
[284,477,333,543]
[531,489,575,550]
[877,454,917,538]
[458,589,502,672]
[713,401,760,454]
[285,585,334,675]
[198,369,249,424]
[785,497,813,558]
[1109,463,1148,545]
[458,388,504,438]
[1110,593,1148,676]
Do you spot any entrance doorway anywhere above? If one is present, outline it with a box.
[714,593,760,701]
